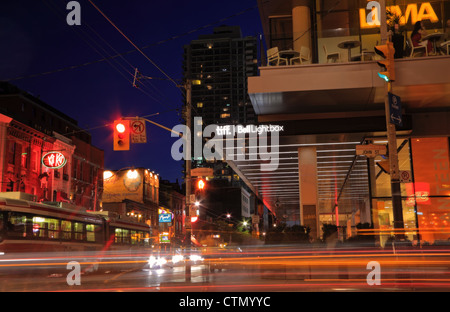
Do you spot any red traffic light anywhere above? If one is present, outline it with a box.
[113,119,130,151]
[116,122,126,133]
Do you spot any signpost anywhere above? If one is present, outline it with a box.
[356,144,387,158]
[189,205,198,217]
[388,92,402,126]
[191,167,213,177]
[400,170,412,183]
[130,118,147,143]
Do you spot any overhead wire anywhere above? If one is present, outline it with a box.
[2,3,258,84]
[87,0,183,93]
[34,0,182,138]
[3,1,260,135]
[86,0,201,116]
[42,0,169,109]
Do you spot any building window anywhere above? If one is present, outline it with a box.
[72,158,77,179]
[7,141,16,165]
[79,161,83,181]
[21,146,28,169]
[31,150,38,172]
[63,160,69,181]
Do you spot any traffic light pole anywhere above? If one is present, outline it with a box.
[184,78,192,282]
[379,0,405,238]
[384,81,405,237]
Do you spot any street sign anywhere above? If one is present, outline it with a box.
[130,118,147,143]
[185,219,192,229]
[388,92,402,126]
[189,194,196,204]
[191,167,213,177]
[400,170,412,183]
[189,206,196,217]
[355,144,387,158]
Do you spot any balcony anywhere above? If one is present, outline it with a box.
[250,54,450,117]
[252,0,450,115]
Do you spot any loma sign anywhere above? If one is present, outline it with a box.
[360,2,439,29]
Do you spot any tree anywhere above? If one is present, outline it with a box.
[265,223,311,244]
[322,223,338,242]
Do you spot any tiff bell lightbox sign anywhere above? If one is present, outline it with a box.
[215,124,284,136]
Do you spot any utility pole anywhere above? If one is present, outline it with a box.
[184,47,193,282]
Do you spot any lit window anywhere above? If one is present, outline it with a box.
[220,113,230,118]
[197,102,203,108]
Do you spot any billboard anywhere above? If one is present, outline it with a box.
[102,169,144,203]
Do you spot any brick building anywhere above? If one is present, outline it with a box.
[0,82,104,210]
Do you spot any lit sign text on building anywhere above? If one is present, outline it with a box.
[42,151,67,169]
[216,124,284,136]
[360,2,439,29]
[159,213,172,223]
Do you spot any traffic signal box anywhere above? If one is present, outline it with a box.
[113,119,130,151]
[191,178,206,222]
[197,178,205,191]
[374,41,396,82]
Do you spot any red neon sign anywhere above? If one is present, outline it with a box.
[42,151,67,169]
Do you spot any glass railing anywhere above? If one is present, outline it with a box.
[263,25,449,67]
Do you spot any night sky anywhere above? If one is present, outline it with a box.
[1,0,263,183]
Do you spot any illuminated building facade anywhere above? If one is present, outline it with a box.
[224,0,450,245]
[0,82,103,210]
[102,168,160,229]
[159,179,185,239]
[181,26,265,228]
[183,25,258,128]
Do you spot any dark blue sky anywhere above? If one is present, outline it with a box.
[1,0,263,183]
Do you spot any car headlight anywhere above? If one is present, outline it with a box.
[189,254,204,262]
[172,255,184,264]
[148,256,167,268]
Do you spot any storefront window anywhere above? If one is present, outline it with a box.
[411,137,450,244]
